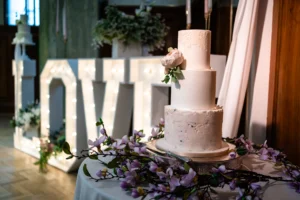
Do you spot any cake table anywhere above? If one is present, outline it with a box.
[74,155,300,200]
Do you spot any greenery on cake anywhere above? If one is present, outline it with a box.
[63,118,300,199]
[92,6,169,51]
[10,101,40,130]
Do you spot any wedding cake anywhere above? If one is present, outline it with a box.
[156,30,228,157]
[12,15,34,45]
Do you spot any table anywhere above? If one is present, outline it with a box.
[74,155,300,200]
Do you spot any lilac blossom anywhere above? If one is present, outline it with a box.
[112,135,128,149]
[229,179,237,190]
[259,147,280,162]
[126,160,141,172]
[131,188,140,198]
[88,135,107,148]
[96,168,107,178]
[212,165,226,173]
[133,146,147,154]
[180,168,197,187]
[169,176,180,191]
[100,128,106,135]
[160,118,165,126]
[125,170,137,186]
[133,130,145,137]
[149,161,158,172]
[116,168,124,177]
[229,151,237,159]
[120,181,130,190]
[250,183,261,192]
[289,182,300,193]
[235,135,254,152]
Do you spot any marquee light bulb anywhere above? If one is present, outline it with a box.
[111,68,117,73]
[72,132,77,136]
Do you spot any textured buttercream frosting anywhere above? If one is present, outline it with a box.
[161,106,223,153]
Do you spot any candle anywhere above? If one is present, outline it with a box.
[204,0,208,14]
[186,0,191,24]
[208,0,213,11]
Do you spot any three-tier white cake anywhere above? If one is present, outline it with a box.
[12,15,34,45]
[156,30,229,157]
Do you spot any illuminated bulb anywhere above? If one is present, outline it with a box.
[58,67,62,72]
[118,68,124,73]
[58,156,63,161]
[160,68,164,74]
[107,126,113,130]
[91,104,95,108]
[51,68,56,73]
[47,95,50,99]
[46,79,51,84]
[85,67,88,72]
[90,86,93,91]
[111,107,116,112]
[144,113,150,118]
[72,98,77,103]
[47,109,50,114]
[72,115,77,119]
[114,89,118,94]
[144,91,150,96]
[37,147,41,151]
[72,132,77,136]
[111,68,117,73]
[19,78,22,82]
[72,82,77,87]
[46,124,50,129]
[72,148,77,153]
[144,68,151,73]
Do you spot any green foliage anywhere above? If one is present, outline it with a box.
[83,164,91,177]
[92,6,169,51]
[162,66,183,84]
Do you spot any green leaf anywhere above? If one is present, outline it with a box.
[99,118,104,124]
[83,164,91,177]
[236,147,248,156]
[96,122,101,126]
[174,67,182,74]
[62,142,72,155]
[171,76,177,83]
[107,157,120,169]
[89,154,98,160]
[184,162,190,172]
[103,147,112,151]
[66,155,73,159]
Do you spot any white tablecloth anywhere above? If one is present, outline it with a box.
[74,155,300,200]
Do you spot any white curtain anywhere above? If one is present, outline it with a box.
[217,0,259,138]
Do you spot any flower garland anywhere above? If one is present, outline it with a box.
[10,101,40,130]
[63,118,300,199]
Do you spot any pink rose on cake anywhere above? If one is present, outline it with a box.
[161,47,184,84]
[161,47,184,69]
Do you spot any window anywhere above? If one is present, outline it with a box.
[7,0,40,26]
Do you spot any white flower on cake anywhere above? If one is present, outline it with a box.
[161,47,184,84]
[161,47,184,69]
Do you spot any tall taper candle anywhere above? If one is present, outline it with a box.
[187,0,191,24]
[208,0,212,11]
[205,0,208,14]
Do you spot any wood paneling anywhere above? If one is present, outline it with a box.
[268,0,300,165]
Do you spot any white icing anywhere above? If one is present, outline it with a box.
[178,30,211,70]
[171,70,216,109]
[163,106,223,152]
[13,15,34,45]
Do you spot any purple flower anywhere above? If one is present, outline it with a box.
[166,167,173,177]
[289,182,300,193]
[160,118,165,125]
[100,128,106,135]
[151,128,159,137]
[120,181,130,190]
[133,146,147,154]
[126,160,141,172]
[292,170,300,178]
[133,130,145,138]
[131,189,140,198]
[229,179,237,190]
[259,148,269,160]
[149,161,158,172]
[250,183,261,192]
[96,168,107,178]
[235,135,254,152]
[112,135,128,149]
[212,165,226,173]
[180,168,197,187]
[156,171,167,181]
[116,168,124,177]
[169,176,180,191]
[125,170,137,186]
[157,184,168,192]
[229,151,236,159]
[88,136,107,148]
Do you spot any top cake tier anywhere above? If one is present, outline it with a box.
[19,15,28,24]
[178,30,211,70]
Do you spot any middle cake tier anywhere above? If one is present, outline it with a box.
[172,69,216,110]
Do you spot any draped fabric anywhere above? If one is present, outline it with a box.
[217,0,259,138]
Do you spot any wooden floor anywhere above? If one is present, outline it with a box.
[0,115,77,200]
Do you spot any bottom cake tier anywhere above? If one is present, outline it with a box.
[156,105,226,157]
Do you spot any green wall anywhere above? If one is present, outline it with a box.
[39,0,98,72]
